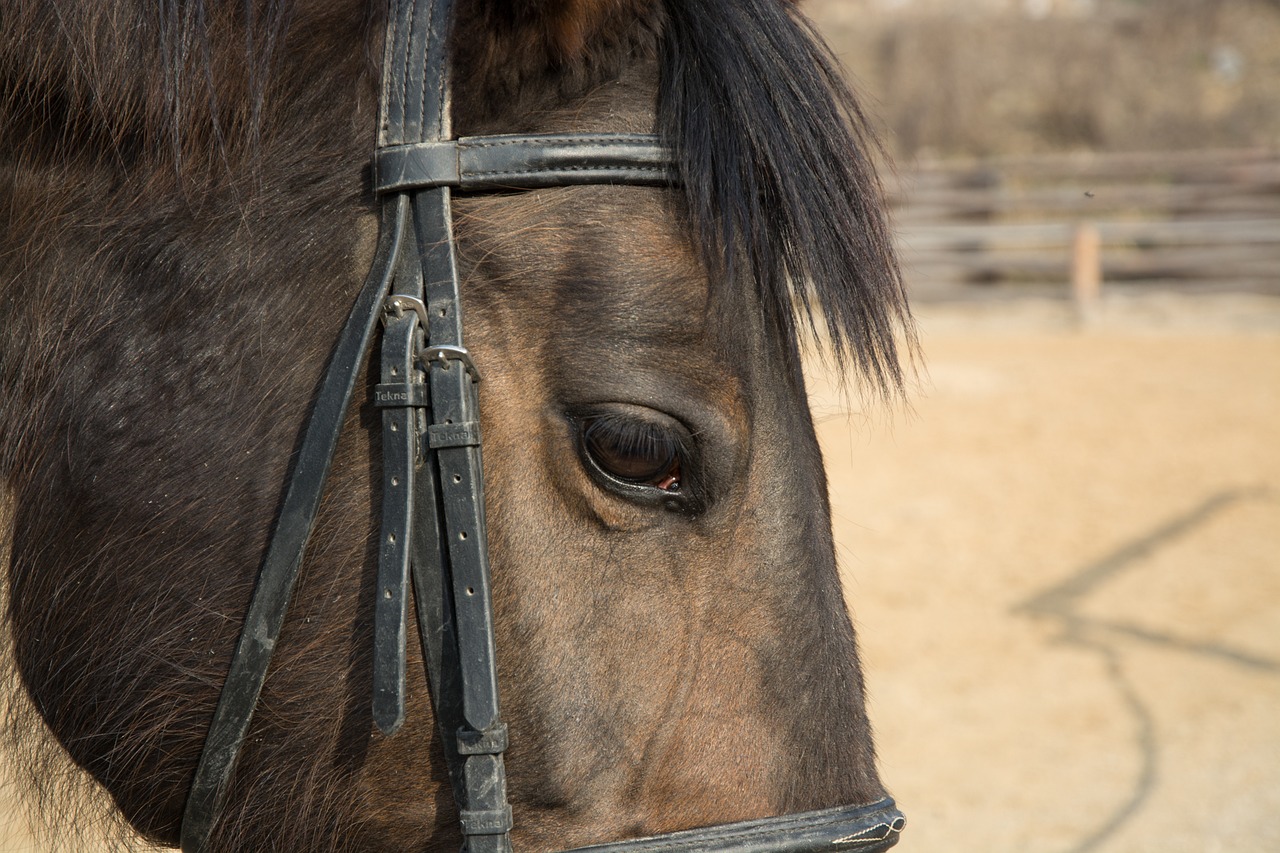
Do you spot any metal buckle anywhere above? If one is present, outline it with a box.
[382,295,429,327]
[419,344,481,382]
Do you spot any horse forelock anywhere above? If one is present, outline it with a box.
[456,0,916,395]
[658,0,916,397]
[493,0,655,60]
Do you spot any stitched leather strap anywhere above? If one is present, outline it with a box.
[385,0,514,848]
[412,173,513,852]
[568,800,905,853]
[375,134,675,193]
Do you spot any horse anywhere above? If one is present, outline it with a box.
[0,0,914,850]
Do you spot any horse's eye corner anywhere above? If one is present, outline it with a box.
[573,413,692,510]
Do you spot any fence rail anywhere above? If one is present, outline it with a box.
[887,148,1280,300]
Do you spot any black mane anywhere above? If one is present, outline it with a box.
[660,0,914,394]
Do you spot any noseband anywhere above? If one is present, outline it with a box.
[179,0,904,850]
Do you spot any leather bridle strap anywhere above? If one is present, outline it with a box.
[178,0,676,848]
[567,801,905,853]
[375,134,675,193]
[378,0,514,850]
[179,191,410,852]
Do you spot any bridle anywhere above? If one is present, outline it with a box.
[178,0,905,850]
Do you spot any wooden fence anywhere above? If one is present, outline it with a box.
[886,148,1280,301]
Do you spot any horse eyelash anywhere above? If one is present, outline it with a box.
[583,414,690,463]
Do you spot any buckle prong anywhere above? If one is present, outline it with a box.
[382,295,429,327]
[419,344,481,382]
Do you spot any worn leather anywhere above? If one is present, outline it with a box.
[372,287,426,735]
[570,800,905,853]
[179,194,411,852]
[412,177,514,853]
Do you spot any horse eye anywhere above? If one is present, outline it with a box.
[580,416,682,491]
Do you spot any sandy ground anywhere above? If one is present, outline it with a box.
[812,293,1280,853]
[3,292,1278,851]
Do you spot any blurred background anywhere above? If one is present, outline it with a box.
[804,1,1280,851]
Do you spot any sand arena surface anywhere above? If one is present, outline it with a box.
[3,294,1278,850]
[813,294,1280,853]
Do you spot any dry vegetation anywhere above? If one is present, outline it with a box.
[809,0,1280,159]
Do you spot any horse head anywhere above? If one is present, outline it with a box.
[0,0,913,849]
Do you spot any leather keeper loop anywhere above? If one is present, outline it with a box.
[427,422,481,448]
[457,723,508,755]
[459,805,514,836]
[374,383,428,408]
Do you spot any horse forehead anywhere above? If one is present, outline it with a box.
[459,187,760,418]
[464,186,713,335]
[563,196,708,322]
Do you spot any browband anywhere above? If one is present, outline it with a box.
[375,133,675,193]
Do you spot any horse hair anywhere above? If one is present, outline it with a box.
[662,0,914,393]
[0,1,908,848]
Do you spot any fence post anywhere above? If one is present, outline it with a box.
[1072,221,1101,326]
